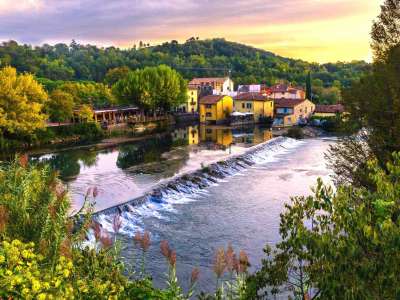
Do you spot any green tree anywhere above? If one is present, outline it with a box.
[371,0,400,61]
[60,81,115,108]
[46,89,74,123]
[113,65,186,112]
[247,155,400,299]
[104,66,130,86]
[75,104,93,122]
[329,1,400,184]
[0,66,48,137]
[306,71,312,100]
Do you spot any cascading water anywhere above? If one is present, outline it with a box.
[92,136,304,237]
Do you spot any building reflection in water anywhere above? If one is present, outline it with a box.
[172,125,272,151]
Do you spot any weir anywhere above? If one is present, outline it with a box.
[92,136,303,236]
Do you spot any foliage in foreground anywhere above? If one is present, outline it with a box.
[0,159,252,299]
[246,153,400,299]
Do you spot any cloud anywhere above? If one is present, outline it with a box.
[0,0,381,62]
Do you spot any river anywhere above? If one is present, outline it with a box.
[29,124,334,294]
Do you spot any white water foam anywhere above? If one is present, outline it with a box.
[95,137,305,237]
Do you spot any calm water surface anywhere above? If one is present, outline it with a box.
[30,125,273,212]
[30,125,334,293]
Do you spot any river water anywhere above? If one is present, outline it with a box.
[29,125,334,294]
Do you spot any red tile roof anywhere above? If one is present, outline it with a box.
[189,77,228,85]
[270,84,289,93]
[234,92,271,101]
[315,104,344,114]
[271,84,304,94]
[199,95,226,104]
[274,99,307,108]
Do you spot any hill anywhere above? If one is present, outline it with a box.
[0,38,369,89]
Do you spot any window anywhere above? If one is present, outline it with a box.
[242,103,245,109]
[305,107,308,113]
[206,112,212,118]
[246,103,252,109]
[191,91,194,95]
[270,102,273,107]
[206,104,212,109]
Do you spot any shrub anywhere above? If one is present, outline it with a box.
[286,127,304,139]
[247,153,400,299]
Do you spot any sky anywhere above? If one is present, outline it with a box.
[0,0,382,63]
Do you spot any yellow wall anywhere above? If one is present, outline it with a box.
[186,88,198,113]
[313,112,336,117]
[234,99,274,122]
[200,96,233,123]
[187,126,199,145]
[278,99,315,126]
[199,126,233,147]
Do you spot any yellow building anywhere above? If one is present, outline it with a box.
[233,93,274,123]
[199,126,233,148]
[172,126,199,145]
[274,99,315,127]
[199,95,233,124]
[179,85,198,113]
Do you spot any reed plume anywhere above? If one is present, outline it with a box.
[100,233,113,249]
[91,221,102,241]
[112,213,122,234]
[0,205,8,234]
[238,250,250,274]
[213,247,226,279]
[141,231,151,252]
[191,267,200,285]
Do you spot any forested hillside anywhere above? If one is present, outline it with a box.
[0,38,369,89]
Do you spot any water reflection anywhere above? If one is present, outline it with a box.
[28,125,273,211]
[31,150,99,179]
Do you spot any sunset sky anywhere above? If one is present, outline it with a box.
[0,0,382,63]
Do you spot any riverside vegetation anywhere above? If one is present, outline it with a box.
[1,1,400,299]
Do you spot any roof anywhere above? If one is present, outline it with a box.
[315,104,344,114]
[270,84,289,93]
[189,77,228,85]
[199,95,226,105]
[274,99,307,108]
[188,84,198,90]
[93,106,139,114]
[271,84,304,94]
[234,92,271,101]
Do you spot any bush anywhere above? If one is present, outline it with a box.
[286,127,304,139]
[247,154,400,299]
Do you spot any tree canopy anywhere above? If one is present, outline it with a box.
[247,156,400,299]
[0,66,48,137]
[113,65,187,112]
[0,39,369,92]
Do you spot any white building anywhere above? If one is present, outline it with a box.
[189,77,234,96]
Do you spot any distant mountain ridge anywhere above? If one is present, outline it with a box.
[0,38,369,88]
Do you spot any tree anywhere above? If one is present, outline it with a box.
[60,81,115,108]
[0,66,48,137]
[46,89,74,123]
[306,71,312,100]
[247,155,400,299]
[104,66,130,86]
[76,104,93,122]
[371,0,400,61]
[113,65,186,112]
[329,2,400,183]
